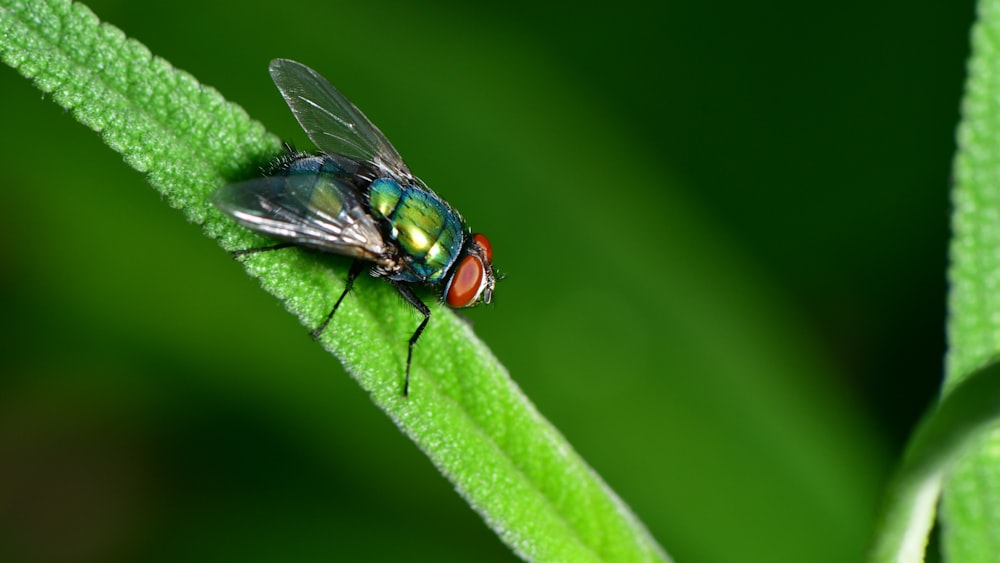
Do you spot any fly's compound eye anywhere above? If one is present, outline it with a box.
[445,255,486,308]
[473,233,492,262]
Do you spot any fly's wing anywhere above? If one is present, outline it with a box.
[212,174,391,263]
[269,59,413,181]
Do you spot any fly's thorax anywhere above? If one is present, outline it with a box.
[368,178,463,283]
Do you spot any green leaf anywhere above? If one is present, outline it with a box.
[935,0,1000,559]
[868,360,1000,562]
[833,0,1000,559]
[0,0,667,560]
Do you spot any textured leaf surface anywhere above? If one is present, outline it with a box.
[943,0,1000,559]
[868,360,1000,562]
[0,0,666,560]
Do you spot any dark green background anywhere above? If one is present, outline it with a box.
[0,0,972,561]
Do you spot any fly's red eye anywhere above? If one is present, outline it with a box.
[446,255,485,308]
[473,233,492,263]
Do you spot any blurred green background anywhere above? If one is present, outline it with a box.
[0,0,972,561]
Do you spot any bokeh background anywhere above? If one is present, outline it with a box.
[0,0,973,561]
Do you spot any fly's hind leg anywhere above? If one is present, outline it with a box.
[311,260,366,339]
[231,242,295,258]
[389,282,431,397]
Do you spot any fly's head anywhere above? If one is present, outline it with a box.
[444,233,495,308]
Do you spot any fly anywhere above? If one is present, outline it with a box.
[212,59,496,396]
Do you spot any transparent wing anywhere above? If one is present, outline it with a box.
[212,174,391,263]
[269,59,412,180]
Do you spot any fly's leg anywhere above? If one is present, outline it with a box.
[231,242,295,258]
[311,260,365,339]
[390,282,431,397]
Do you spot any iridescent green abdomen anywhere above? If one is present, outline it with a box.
[368,178,463,282]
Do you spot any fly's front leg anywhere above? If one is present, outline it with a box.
[390,282,431,397]
[311,260,366,339]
